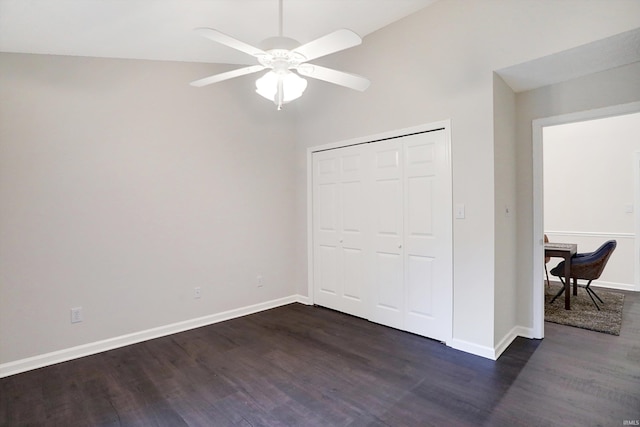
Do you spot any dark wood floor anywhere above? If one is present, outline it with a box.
[2,290,639,426]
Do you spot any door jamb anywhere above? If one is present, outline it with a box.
[634,151,640,290]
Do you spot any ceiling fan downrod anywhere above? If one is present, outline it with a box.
[278,0,283,37]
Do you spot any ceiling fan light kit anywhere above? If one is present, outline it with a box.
[190,0,370,110]
[256,70,307,108]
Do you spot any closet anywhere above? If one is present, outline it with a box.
[311,128,452,342]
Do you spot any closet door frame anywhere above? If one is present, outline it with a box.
[307,120,453,343]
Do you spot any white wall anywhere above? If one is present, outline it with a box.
[294,0,640,356]
[516,62,640,329]
[493,73,517,345]
[0,53,298,366]
[543,113,640,289]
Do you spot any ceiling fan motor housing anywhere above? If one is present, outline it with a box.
[258,36,307,73]
[260,36,300,51]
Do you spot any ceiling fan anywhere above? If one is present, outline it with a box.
[190,0,370,110]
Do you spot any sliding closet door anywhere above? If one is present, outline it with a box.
[312,145,369,318]
[402,131,452,341]
[368,131,452,339]
[370,140,405,329]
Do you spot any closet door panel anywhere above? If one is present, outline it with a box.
[316,184,338,236]
[370,141,404,328]
[403,131,451,341]
[340,178,366,309]
[338,147,369,316]
[406,255,434,316]
[313,154,342,309]
[371,252,404,328]
[314,156,340,248]
[343,247,365,301]
[312,147,369,318]
[317,245,339,296]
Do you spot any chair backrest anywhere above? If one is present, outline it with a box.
[544,234,550,263]
[572,240,617,281]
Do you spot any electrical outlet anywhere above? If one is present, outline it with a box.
[194,287,202,299]
[70,307,83,323]
[257,275,263,287]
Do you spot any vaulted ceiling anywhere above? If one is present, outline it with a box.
[0,0,436,64]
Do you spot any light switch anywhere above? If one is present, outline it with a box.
[625,204,634,213]
[455,204,465,219]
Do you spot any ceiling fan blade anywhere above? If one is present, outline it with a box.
[195,28,267,57]
[292,29,362,61]
[190,65,266,87]
[297,64,370,92]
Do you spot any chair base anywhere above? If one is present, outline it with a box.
[584,283,604,311]
[549,278,603,311]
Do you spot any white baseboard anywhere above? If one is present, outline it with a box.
[450,325,537,361]
[590,280,637,292]
[295,294,311,305]
[494,328,518,359]
[1,294,308,378]
[448,338,498,360]
[549,278,637,292]
[493,326,536,359]
[0,294,540,377]
[512,325,536,339]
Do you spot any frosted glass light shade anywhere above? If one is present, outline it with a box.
[255,70,307,105]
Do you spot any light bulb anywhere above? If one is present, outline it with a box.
[255,71,279,100]
[256,70,307,107]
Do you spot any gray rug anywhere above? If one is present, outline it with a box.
[545,282,624,335]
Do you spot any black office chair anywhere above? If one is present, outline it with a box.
[549,240,617,310]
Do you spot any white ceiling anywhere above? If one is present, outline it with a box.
[0,0,437,65]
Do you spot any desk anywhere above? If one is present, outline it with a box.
[545,243,577,310]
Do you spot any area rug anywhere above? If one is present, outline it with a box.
[545,282,624,335]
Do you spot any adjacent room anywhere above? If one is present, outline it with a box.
[542,112,640,334]
[1,0,640,425]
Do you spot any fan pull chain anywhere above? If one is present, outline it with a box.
[276,77,284,110]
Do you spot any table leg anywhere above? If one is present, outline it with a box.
[564,254,571,310]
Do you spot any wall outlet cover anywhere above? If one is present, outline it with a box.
[70,307,83,323]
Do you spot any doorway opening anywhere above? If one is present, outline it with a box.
[531,102,640,339]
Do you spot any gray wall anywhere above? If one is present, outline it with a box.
[0,54,297,364]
